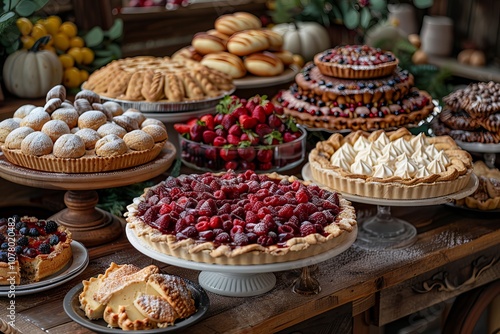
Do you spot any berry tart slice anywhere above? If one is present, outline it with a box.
[126,170,357,265]
[0,216,72,285]
[314,45,399,79]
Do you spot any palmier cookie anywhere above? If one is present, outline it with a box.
[46,84,66,102]
[0,118,20,142]
[481,112,500,133]
[192,32,227,55]
[123,130,155,151]
[123,109,146,127]
[215,12,261,35]
[44,98,62,114]
[41,119,71,142]
[97,122,127,138]
[13,104,36,119]
[201,52,246,79]
[19,107,50,131]
[113,115,139,132]
[438,108,481,131]
[51,107,79,129]
[141,118,166,130]
[95,134,128,157]
[4,126,34,149]
[78,110,107,130]
[21,131,53,156]
[53,134,86,158]
[141,124,168,142]
[75,128,101,150]
[227,30,269,56]
[244,51,284,76]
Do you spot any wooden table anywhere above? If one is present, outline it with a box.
[0,168,498,334]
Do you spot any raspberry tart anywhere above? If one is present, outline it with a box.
[308,128,473,200]
[314,45,398,79]
[126,170,357,265]
[0,215,72,285]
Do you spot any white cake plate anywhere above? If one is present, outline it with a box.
[455,141,500,168]
[126,225,357,297]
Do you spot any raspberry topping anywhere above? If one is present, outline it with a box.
[318,45,396,66]
[137,171,343,248]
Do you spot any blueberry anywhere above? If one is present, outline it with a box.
[49,235,59,246]
[29,228,39,237]
[325,82,333,88]
[337,84,345,91]
[0,251,7,262]
[388,80,395,86]
[19,227,29,235]
[38,243,51,254]
[44,220,58,233]
[367,83,375,89]
[23,248,37,258]
[15,221,26,230]
[0,242,8,250]
[17,236,28,247]
[12,215,20,223]
[15,245,23,254]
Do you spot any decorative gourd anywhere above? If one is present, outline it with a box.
[272,22,331,62]
[3,36,63,98]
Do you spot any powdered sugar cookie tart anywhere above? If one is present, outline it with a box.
[308,128,473,199]
[126,170,357,265]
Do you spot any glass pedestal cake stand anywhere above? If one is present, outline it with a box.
[126,224,357,297]
[456,141,500,168]
[0,142,176,247]
[302,163,479,249]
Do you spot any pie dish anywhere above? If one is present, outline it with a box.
[78,262,198,330]
[308,128,473,199]
[0,215,72,285]
[314,45,399,79]
[126,170,357,265]
[454,161,500,210]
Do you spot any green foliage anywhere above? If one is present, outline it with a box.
[96,180,154,217]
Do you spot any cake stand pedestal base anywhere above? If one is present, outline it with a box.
[49,190,122,247]
[198,272,276,297]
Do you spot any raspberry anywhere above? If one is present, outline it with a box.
[293,203,309,221]
[278,224,295,235]
[199,230,215,241]
[195,221,210,232]
[279,232,294,243]
[247,180,260,193]
[255,188,270,200]
[253,222,268,236]
[137,202,150,215]
[257,207,272,219]
[38,243,51,254]
[199,199,216,216]
[219,203,232,214]
[233,232,249,246]
[232,207,245,220]
[222,220,233,232]
[300,222,316,236]
[209,216,223,229]
[44,220,58,233]
[214,190,226,200]
[154,215,172,232]
[246,232,258,243]
[181,226,198,238]
[295,188,310,203]
[209,180,221,191]
[159,203,173,215]
[231,225,244,236]
[233,219,246,227]
[309,212,328,226]
[314,224,325,235]
[245,211,259,224]
[175,220,189,234]
[143,207,158,224]
[252,201,265,213]
[214,232,231,244]
[278,204,295,219]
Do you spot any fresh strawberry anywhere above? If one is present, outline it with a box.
[214,113,224,125]
[200,114,215,130]
[227,134,241,146]
[173,123,190,134]
[239,115,258,129]
[264,130,283,145]
[213,136,228,147]
[220,147,238,161]
[268,114,283,129]
[186,117,198,127]
[241,131,259,145]
[283,131,301,143]
[228,124,242,136]
[216,95,242,115]
[263,102,275,115]
[259,161,273,170]
[224,160,239,170]
[232,106,249,118]
[215,127,227,137]
[251,105,266,123]
[274,105,284,115]
[237,142,256,162]
[204,146,217,160]
[202,130,217,144]
[189,122,206,142]
[257,148,273,163]
[255,123,272,138]
[222,114,237,130]
[240,160,256,170]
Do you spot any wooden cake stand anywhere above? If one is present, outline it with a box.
[0,142,176,247]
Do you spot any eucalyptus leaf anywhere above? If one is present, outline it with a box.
[413,0,433,9]
[84,26,104,48]
[15,0,37,17]
[338,0,350,13]
[94,49,115,57]
[106,42,122,58]
[6,39,19,53]
[343,8,360,30]
[360,7,371,29]
[370,0,387,11]
[0,12,16,24]
[91,55,114,69]
[32,0,49,10]
[106,18,123,40]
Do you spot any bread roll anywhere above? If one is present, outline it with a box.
[192,32,227,55]
[53,134,86,158]
[123,130,155,151]
[271,50,295,66]
[95,134,128,157]
[260,29,284,50]
[214,12,261,36]
[41,119,71,142]
[227,30,269,56]
[201,52,247,79]
[0,118,20,142]
[244,51,284,76]
[4,126,34,149]
[21,131,53,156]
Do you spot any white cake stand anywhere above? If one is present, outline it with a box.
[302,163,479,249]
[456,141,500,168]
[126,225,357,297]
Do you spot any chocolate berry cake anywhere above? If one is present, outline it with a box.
[126,170,357,265]
[275,46,434,132]
[0,215,72,285]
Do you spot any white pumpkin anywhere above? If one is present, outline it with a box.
[272,22,331,62]
[3,37,63,98]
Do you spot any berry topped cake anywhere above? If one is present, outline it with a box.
[0,215,72,285]
[275,46,434,132]
[314,45,399,79]
[308,128,473,199]
[126,170,357,265]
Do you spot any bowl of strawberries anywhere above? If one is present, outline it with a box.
[175,94,306,173]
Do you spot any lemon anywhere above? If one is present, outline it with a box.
[67,47,83,64]
[63,67,81,88]
[53,33,70,51]
[69,36,85,48]
[21,35,35,49]
[80,69,89,83]
[59,54,75,69]
[59,21,78,38]
[16,17,33,36]
[44,16,62,35]
[31,23,48,40]
[80,47,95,65]
[41,45,56,53]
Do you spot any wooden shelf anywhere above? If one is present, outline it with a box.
[427,55,500,82]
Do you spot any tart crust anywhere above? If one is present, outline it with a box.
[126,172,357,265]
[308,128,473,200]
